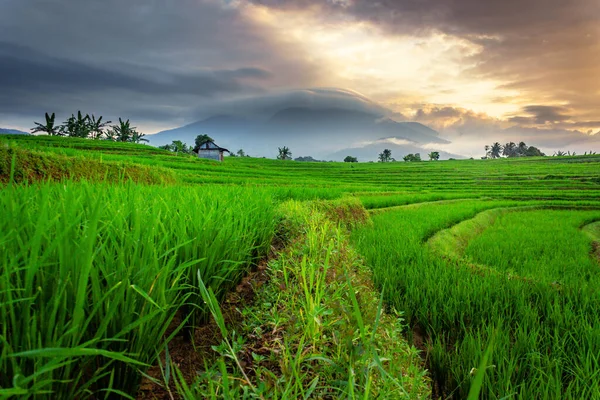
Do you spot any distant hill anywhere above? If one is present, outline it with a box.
[149,107,449,160]
[327,140,462,162]
[0,128,28,135]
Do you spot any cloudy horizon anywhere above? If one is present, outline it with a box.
[1,0,599,157]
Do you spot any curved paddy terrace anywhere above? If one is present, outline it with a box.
[353,200,600,399]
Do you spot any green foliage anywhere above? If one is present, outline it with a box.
[60,111,91,138]
[192,134,214,152]
[428,151,440,161]
[0,182,276,398]
[294,155,322,162]
[0,145,175,184]
[110,118,139,142]
[485,141,545,158]
[159,140,193,154]
[30,112,60,136]
[1,134,600,399]
[277,146,292,160]
[344,155,358,162]
[378,148,392,162]
[88,114,111,140]
[402,153,421,162]
[183,200,430,398]
[30,112,145,143]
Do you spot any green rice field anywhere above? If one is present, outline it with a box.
[1,134,599,399]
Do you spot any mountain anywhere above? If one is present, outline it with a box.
[327,139,462,162]
[149,115,252,147]
[149,107,449,159]
[0,128,28,135]
[147,88,455,159]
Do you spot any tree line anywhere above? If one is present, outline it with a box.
[373,149,440,162]
[31,112,147,143]
[483,141,544,158]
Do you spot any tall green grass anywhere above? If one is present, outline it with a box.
[352,200,600,399]
[0,181,276,398]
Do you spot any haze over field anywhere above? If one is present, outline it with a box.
[1,0,599,158]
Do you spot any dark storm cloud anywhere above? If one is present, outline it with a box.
[0,0,320,124]
[0,42,269,99]
[245,0,595,36]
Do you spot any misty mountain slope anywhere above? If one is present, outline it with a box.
[0,128,28,135]
[149,106,450,159]
[327,140,462,162]
[265,107,447,143]
[149,115,252,145]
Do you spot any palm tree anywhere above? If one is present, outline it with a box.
[503,142,517,157]
[484,145,490,158]
[428,151,440,161]
[277,146,292,160]
[88,115,111,140]
[131,131,148,144]
[517,141,528,156]
[31,112,61,136]
[104,128,117,141]
[112,118,136,142]
[490,142,503,159]
[61,111,91,138]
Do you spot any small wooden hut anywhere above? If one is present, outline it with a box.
[195,140,230,162]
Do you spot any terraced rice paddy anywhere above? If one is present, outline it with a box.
[353,202,600,399]
[1,134,599,398]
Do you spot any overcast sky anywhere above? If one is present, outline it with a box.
[1,0,599,156]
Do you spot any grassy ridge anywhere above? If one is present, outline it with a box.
[174,199,430,398]
[0,144,176,185]
[0,182,276,398]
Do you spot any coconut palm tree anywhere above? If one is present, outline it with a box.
[277,146,292,160]
[490,142,503,159]
[503,142,517,157]
[428,151,440,161]
[31,112,61,136]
